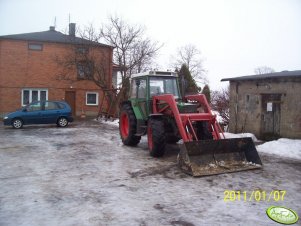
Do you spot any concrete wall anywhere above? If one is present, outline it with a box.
[0,39,113,117]
[228,78,301,139]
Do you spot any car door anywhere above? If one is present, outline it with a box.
[22,101,43,124]
[42,101,61,124]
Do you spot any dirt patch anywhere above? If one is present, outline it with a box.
[171,220,195,226]
[128,164,177,178]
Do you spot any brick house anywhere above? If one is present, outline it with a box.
[221,70,301,140]
[0,24,114,117]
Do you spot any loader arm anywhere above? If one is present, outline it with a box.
[152,94,262,177]
[152,94,223,141]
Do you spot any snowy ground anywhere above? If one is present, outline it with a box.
[0,120,300,226]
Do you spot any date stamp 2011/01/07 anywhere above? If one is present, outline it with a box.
[224,190,286,202]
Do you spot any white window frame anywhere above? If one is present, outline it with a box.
[86,92,99,106]
[28,43,43,51]
[21,89,48,106]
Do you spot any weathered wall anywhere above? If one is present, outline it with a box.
[0,39,113,117]
[228,78,301,139]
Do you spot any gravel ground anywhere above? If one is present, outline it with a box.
[0,120,300,226]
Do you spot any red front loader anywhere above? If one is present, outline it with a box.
[119,71,262,176]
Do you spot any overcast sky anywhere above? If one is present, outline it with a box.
[1,0,300,90]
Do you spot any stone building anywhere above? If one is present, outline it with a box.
[221,70,301,140]
[0,24,114,117]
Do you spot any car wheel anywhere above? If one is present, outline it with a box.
[57,117,68,127]
[12,118,23,129]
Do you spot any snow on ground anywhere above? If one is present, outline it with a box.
[95,119,301,161]
[223,132,301,160]
[223,132,259,142]
[257,138,301,160]
[0,121,300,226]
[94,118,119,127]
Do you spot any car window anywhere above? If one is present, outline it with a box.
[27,102,42,111]
[57,102,65,109]
[44,101,59,110]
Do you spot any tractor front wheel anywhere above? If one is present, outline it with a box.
[119,104,141,146]
[147,118,166,157]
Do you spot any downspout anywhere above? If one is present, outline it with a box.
[235,82,239,133]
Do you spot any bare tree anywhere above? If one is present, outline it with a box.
[254,66,275,75]
[100,16,162,84]
[55,19,161,117]
[55,24,111,90]
[54,24,121,118]
[171,44,208,84]
[211,86,230,125]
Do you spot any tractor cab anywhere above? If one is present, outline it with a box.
[128,71,184,135]
[129,71,198,122]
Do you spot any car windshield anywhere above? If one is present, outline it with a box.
[149,77,180,98]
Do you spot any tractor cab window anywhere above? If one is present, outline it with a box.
[130,78,146,98]
[137,79,146,98]
[149,77,179,98]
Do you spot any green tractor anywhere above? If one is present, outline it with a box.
[119,71,262,176]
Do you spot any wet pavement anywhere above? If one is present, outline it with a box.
[0,120,300,226]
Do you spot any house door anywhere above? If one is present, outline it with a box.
[65,91,76,116]
[261,94,281,140]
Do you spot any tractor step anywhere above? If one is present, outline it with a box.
[135,125,147,136]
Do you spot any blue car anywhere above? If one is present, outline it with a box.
[3,101,74,129]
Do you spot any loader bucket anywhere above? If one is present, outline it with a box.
[177,137,262,177]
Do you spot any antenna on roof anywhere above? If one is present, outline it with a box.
[54,16,56,28]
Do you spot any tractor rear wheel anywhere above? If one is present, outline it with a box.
[119,104,141,146]
[147,118,166,157]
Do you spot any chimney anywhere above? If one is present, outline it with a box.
[69,23,76,37]
[49,26,55,31]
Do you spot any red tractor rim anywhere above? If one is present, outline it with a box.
[120,112,129,138]
[147,125,153,150]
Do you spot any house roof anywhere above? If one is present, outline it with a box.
[221,70,301,82]
[0,27,113,48]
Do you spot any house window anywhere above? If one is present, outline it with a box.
[22,89,48,106]
[77,61,93,80]
[86,92,98,106]
[28,43,43,51]
[76,47,89,54]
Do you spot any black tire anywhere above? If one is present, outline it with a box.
[119,104,141,146]
[57,117,69,127]
[12,118,23,129]
[147,118,166,157]
[196,121,213,140]
[165,135,181,144]
[164,119,180,143]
